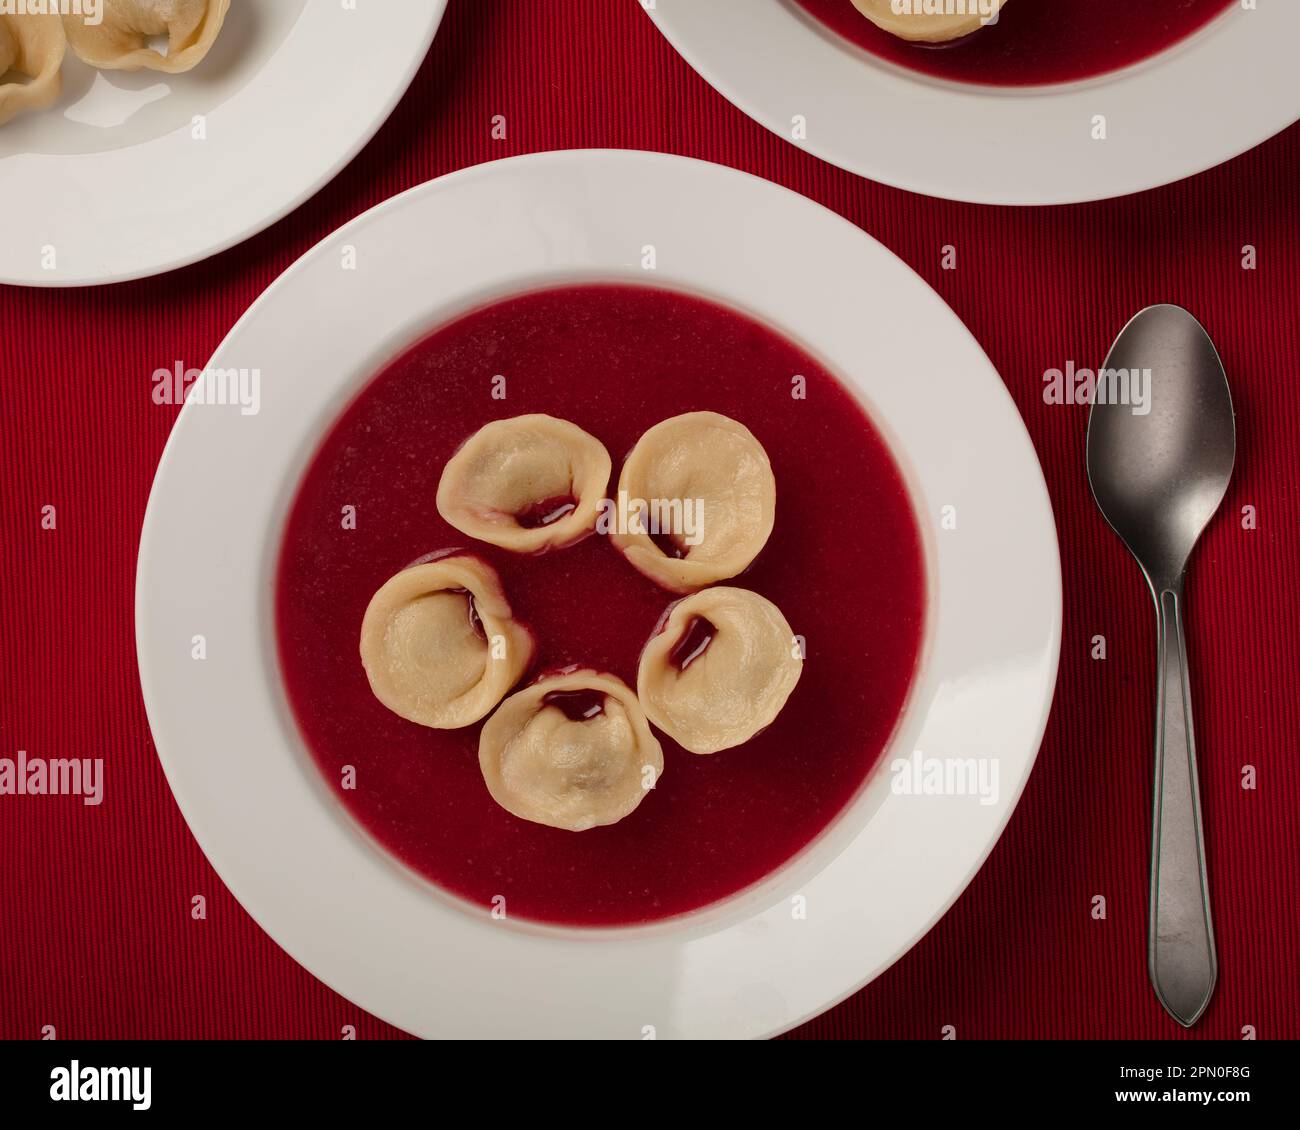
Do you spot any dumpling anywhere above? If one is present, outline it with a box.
[610,412,775,593]
[437,415,611,554]
[638,587,801,755]
[479,669,663,831]
[0,13,65,127]
[849,0,1009,42]
[360,555,534,729]
[63,0,230,73]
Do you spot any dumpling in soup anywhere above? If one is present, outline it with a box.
[63,0,231,73]
[850,0,1009,42]
[0,12,65,127]
[611,412,775,593]
[638,587,802,754]
[437,415,612,554]
[479,669,663,831]
[360,554,535,729]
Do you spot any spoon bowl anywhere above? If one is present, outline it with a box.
[1088,306,1236,588]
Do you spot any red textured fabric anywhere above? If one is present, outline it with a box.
[1,0,1296,1040]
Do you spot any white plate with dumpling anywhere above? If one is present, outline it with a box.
[136,149,1061,1038]
[0,0,444,286]
[644,0,1300,204]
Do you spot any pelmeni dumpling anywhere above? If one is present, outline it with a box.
[63,0,230,73]
[437,415,612,554]
[0,12,65,127]
[849,0,1009,42]
[638,587,802,755]
[360,555,534,729]
[611,412,775,593]
[479,669,663,831]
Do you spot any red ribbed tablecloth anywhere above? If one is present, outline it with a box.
[2,0,1296,1040]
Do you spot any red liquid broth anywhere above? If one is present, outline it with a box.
[275,284,926,926]
[791,0,1234,87]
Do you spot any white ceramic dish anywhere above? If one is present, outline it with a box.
[0,0,444,286]
[136,149,1061,1038]
[644,0,1300,205]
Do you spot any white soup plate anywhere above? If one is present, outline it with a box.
[644,0,1300,204]
[136,149,1061,1038]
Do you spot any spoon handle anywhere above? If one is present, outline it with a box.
[1149,586,1218,1026]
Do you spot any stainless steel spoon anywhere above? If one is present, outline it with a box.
[1086,304,1235,1028]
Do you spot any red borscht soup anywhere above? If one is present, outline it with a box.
[275,285,926,927]
[792,0,1234,87]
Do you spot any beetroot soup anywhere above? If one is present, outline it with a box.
[275,285,926,927]
[792,0,1235,88]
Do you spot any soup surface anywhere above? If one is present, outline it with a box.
[791,0,1234,87]
[276,284,927,926]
